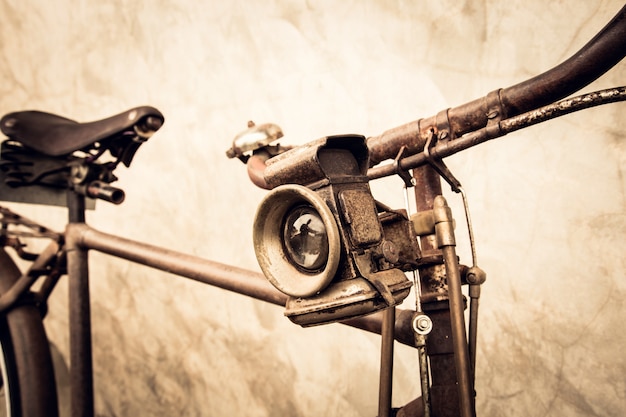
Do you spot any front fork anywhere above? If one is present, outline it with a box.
[412,165,478,417]
[430,195,474,417]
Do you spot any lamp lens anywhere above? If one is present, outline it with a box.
[283,205,329,271]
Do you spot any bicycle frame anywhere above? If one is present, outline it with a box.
[62,190,420,417]
[0,4,625,417]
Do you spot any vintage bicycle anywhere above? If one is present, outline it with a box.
[0,4,624,417]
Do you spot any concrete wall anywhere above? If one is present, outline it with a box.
[0,1,624,416]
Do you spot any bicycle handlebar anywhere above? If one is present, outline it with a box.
[366,5,626,166]
[367,86,626,180]
[244,5,626,189]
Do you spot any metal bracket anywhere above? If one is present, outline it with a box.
[485,88,506,124]
[354,252,397,306]
[392,146,415,188]
[423,129,462,193]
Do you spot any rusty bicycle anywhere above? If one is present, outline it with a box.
[0,5,624,417]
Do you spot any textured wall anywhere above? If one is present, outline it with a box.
[0,1,625,416]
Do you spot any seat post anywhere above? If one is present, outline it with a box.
[67,188,86,223]
[66,189,95,417]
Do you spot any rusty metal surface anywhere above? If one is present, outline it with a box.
[412,163,472,417]
[264,135,369,189]
[284,255,412,326]
[500,6,626,116]
[378,307,396,417]
[66,222,420,346]
[378,209,421,271]
[256,135,421,326]
[367,86,626,181]
[366,5,626,166]
[435,196,475,417]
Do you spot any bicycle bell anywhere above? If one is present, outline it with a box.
[226,121,283,163]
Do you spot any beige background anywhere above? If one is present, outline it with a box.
[1,0,625,416]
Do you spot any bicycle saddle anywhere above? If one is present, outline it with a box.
[0,106,164,157]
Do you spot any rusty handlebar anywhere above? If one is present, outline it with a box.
[366,5,626,167]
[245,5,626,190]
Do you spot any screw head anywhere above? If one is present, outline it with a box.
[412,314,433,335]
[381,240,399,264]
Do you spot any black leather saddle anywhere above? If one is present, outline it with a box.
[0,106,164,157]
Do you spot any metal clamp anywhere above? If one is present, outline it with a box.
[423,129,462,193]
[392,146,415,188]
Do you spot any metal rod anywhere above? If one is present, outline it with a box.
[459,189,477,267]
[367,87,626,181]
[416,334,431,417]
[0,241,58,313]
[434,196,475,417]
[367,87,626,180]
[459,187,481,383]
[441,245,474,417]
[378,306,395,417]
[403,179,433,417]
[66,223,419,347]
[468,286,481,381]
[66,191,94,417]
[412,165,457,417]
[70,223,287,304]
[499,5,626,116]
[67,189,85,224]
[367,2,626,166]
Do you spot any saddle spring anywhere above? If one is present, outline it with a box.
[0,139,70,189]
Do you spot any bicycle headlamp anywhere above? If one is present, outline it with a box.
[254,184,341,297]
[282,204,330,271]
[253,135,419,326]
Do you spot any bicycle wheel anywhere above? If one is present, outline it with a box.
[0,249,58,417]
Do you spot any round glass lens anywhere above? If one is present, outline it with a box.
[282,205,330,271]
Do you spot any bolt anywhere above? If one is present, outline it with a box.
[466,266,487,285]
[412,314,433,335]
[487,110,499,119]
[382,240,399,264]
